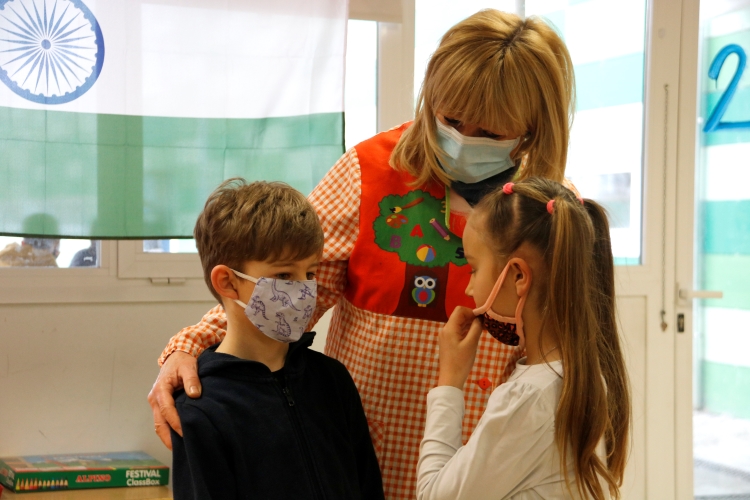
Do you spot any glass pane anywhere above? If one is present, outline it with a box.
[345,20,377,150]
[414,1,647,265]
[0,236,100,268]
[694,5,750,498]
[525,0,647,265]
[143,239,198,254]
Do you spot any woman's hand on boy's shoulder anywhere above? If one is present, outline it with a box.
[148,350,202,449]
[437,306,483,390]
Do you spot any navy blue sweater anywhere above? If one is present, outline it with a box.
[171,333,384,500]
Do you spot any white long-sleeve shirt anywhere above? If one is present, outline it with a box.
[418,359,610,500]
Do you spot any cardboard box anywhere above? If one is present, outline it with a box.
[0,452,169,494]
[0,485,172,499]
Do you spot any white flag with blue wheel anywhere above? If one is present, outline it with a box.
[0,0,103,104]
[0,0,346,238]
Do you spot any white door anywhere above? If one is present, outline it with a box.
[615,0,700,497]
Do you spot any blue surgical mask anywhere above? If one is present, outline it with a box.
[435,118,520,184]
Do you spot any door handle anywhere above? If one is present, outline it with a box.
[678,288,724,300]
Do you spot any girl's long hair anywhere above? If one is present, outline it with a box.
[475,177,631,499]
[391,9,575,187]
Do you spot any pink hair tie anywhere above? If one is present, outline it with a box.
[546,200,555,214]
[502,183,514,195]
[578,196,584,205]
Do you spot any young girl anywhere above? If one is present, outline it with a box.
[417,178,631,499]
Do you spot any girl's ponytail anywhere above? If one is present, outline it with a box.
[583,200,631,487]
[547,196,611,500]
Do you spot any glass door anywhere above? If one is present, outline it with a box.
[692,3,750,498]
[414,1,663,496]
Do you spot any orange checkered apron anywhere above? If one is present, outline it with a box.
[314,127,521,499]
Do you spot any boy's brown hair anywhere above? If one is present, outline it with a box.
[194,178,324,302]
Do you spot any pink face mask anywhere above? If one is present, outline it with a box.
[472,261,530,349]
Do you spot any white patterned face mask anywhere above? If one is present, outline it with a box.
[231,269,317,343]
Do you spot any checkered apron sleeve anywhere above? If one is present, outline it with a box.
[307,147,362,326]
[326,298,523,500]
[158,304,227,366]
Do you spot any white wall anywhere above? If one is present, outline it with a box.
[0,301,214,467]
[0,298,332,469]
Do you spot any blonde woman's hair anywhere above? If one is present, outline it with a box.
[474,178,630,500]
[194,178,324,303]
[392,9,575,187]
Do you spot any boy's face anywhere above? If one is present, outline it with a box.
[234,253,320,306]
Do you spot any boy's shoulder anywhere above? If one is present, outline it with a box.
[174,337,359,430]
[298,343,358,387]
[178,334,355,402]
[174,346,271,410]
[287,332,355,383]
[301,345,348,371]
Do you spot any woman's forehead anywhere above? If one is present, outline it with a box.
[430,74,529,135]
[437,103,523,136]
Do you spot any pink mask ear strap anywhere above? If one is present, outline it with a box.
[472,263,511,315]
[513,271,531,349]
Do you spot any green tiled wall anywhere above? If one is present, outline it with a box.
[703,362,750,419]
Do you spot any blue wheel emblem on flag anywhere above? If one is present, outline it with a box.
[0,0,104,104]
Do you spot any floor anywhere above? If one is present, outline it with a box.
[694,411,750,499]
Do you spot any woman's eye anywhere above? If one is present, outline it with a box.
[444,116,461,126]
[483,131,501,139]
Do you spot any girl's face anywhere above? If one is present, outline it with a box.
[462,216,519,317]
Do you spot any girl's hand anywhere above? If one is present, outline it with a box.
[438,306,483,389]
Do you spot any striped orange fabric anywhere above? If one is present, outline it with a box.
[159,145,522,499]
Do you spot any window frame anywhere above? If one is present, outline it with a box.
[0,240,214,304]
[117,240,204,279]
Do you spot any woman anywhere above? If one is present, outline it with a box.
[148,10,575,499]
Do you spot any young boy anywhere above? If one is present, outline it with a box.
[170,179,384,499]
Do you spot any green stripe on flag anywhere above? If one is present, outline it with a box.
[701,200,750,254]
[700,254,750,309]
[0,107,344,239]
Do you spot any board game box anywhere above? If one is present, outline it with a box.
[0,452,169,493]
